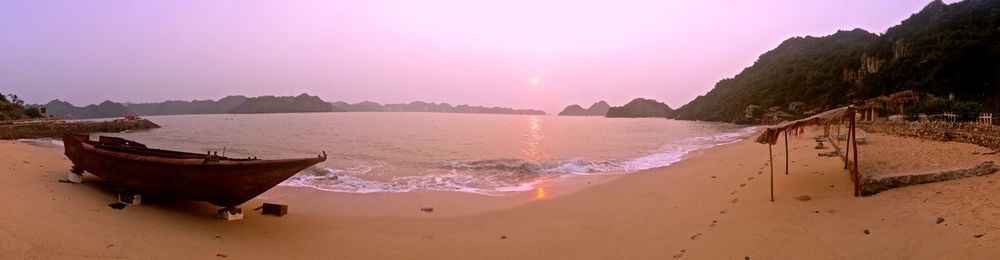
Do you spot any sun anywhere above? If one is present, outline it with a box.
[529,77,540,85]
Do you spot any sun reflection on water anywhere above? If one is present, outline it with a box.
[534,187,547,200]
[523,116,546,161]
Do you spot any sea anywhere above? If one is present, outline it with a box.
[89,112,757,195]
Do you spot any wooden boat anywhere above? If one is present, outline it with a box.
[63,134,326,208]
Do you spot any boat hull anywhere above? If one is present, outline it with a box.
[64,134,325,207]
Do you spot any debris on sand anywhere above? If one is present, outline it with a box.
[936,217,945,224]
[500,235,507,239]
[216,253,228,258]
[420,207,434,213]
[795,195,812,201]
[975,233,986,238]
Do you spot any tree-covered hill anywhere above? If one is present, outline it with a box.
[674,0,1000,123]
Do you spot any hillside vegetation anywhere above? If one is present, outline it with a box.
[674,0,1000,123]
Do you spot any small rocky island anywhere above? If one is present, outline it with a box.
[558,101,610,116]
[606,98,673,118]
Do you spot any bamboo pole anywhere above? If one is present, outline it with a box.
[784,131,789,175]
[851,109,860,196]
[843,118,850,169]
[769,143,774,202]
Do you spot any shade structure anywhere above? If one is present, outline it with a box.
[754,106,861,200]
[755,106,850,145]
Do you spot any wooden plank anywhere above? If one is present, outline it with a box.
[262,203,288,217]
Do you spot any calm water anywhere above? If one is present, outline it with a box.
[97,112,756,195]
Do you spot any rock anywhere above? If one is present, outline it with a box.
[936,217,945,224]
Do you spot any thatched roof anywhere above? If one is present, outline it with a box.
[889,90,919,102]
[755,106,851,145]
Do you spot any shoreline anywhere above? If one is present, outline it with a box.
[4,129,1000,258]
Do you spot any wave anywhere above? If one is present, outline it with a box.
[281,126,760,195]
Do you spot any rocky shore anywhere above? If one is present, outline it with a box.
[0,118,160,139]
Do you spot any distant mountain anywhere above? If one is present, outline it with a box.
[383,101,454,112]
[332,101,384,112]
[36,100,135,119]
[674,0,1000,123]
[333,100,545,115]
[559,101,610,116]
[230,94,339,114]
[558,105,586,116]
[36,93,547,119]
[126,95,248,115]
[39,94,336,119]
[606,98,672,118]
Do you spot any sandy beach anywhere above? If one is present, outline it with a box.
[3,130,1000,259]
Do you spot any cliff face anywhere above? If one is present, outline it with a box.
[559,101,610,116]
[606,98,673,118]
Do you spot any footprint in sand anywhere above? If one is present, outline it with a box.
[720,209,728,214]
[690,233,702,240]
[739,183,746,187]
[730,191,738,195]
[709,220,718,227]
[673,249,686,259]
[731,198,739,204]
[747,177,754,180]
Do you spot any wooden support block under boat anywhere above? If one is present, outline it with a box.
[67,172,83,183]
[119,192,141,205]
[218,207,244,221]
[262,203,288,217]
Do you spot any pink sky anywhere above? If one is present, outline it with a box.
[0,0,954,113]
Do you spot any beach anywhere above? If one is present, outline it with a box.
[3,130,1000,259]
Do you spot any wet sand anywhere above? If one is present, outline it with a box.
[2,130,1000,259]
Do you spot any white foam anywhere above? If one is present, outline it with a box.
[281,126,760,195]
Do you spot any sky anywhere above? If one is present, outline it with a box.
[0,0,956,113]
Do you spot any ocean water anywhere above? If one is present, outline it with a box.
[95,112,757,195]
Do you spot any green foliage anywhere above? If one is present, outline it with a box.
[0,92,39,120]
[675,0,1000,123]
[952,101,982,121]
[24,107,43,118]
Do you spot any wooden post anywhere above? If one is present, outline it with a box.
[851,109,860,196]
[844,118,850,169]
[784,131,789,175]
[769,143,774,202]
